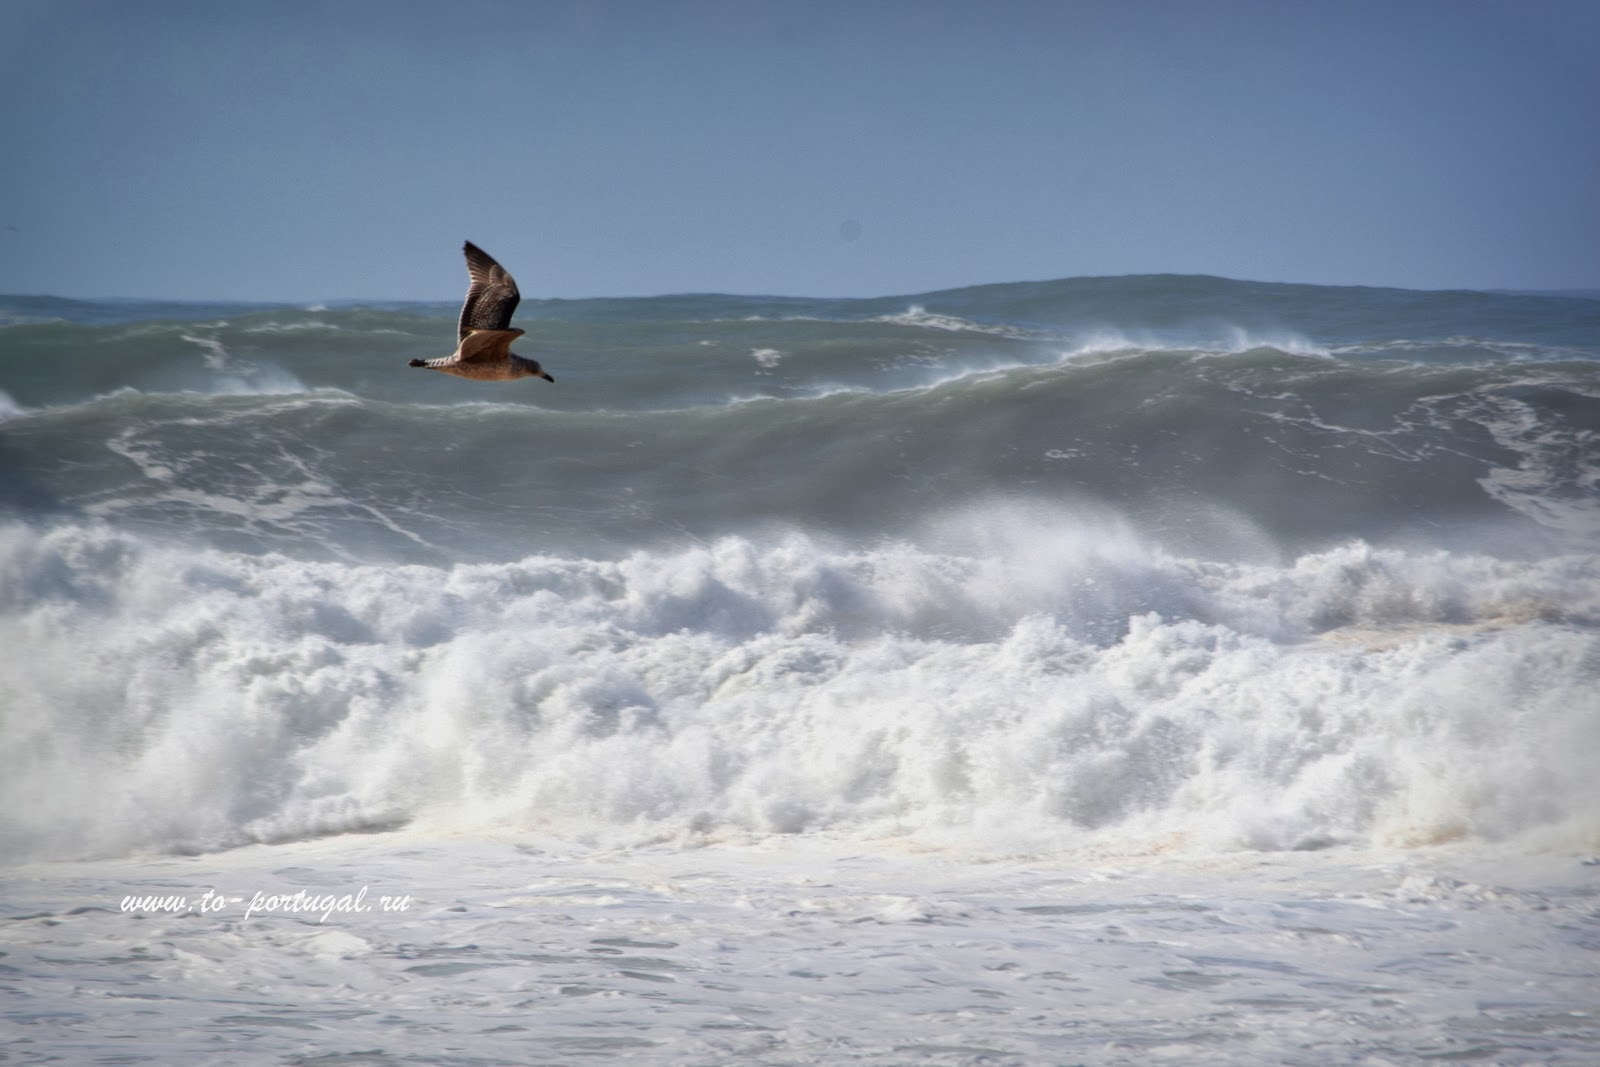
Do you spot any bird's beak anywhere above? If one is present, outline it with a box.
[538,371,555,382]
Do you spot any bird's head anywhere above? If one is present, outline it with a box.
[512,354,555,382]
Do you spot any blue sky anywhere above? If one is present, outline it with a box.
[2,0,1597,301]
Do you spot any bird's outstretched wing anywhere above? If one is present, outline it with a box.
[458,241,522,339]
[457,328,525,364]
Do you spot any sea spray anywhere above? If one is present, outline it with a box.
[2,276,1596,862]
[3,519,1594,861]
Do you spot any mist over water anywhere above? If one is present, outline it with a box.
[2,276,1597,862]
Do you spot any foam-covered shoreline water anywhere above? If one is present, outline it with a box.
[7,833,1597,1065]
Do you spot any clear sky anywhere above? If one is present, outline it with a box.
[2,0,1597,301]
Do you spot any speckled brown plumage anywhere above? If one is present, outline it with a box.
[407,242,555,382]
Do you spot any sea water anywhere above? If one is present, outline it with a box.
[2,276,1597,1063]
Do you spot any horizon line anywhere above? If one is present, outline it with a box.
[6,272,1600,307]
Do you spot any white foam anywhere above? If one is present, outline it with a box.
[1469,388,1600,538]
[1333,336,1599,363]
[869,304,1029,338]
[731,306,1029,338]
[1,519,1595,863]
[6,831,1595,1063]
[1058,327,1331,362]
[82,408,438,554]
[179,331,308,394]
[0,387,26,421]
[240,320,341,333]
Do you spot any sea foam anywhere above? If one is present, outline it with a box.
[3,518,1594,862]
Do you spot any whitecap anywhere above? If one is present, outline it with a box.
[0,388,27,421]
[3,518,1595,862]
[870,304,1029,338]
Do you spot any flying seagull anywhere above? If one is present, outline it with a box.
[408,242,555,382]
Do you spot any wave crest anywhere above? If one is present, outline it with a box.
[2,519,1594,861]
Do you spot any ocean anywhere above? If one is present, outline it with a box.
[2,275,1597,1064]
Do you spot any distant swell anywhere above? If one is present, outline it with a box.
[4,350,1596,563]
